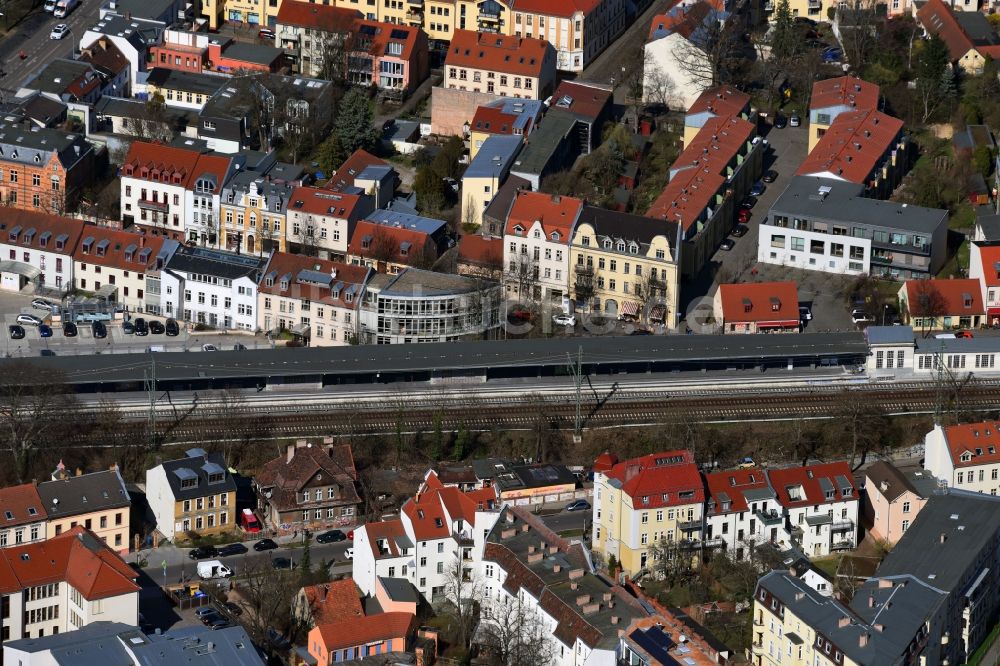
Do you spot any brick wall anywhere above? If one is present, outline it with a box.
[430,87,503,137]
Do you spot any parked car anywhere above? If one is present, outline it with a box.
[738,456,756,469]
[799,306,813,321]
[16,313,43,326]
[509,306,532,323]
[133,318,149,336]
[122,321,135,335]
[552,313,576,327]
[738,208,752,224]
[740,197,757,211]
[719,239,736,251]
[209,619,232,630]
[62,322,77,337]
[202,343,218,352]
[199,611,223,626]
[233,343,248,351]
[149,320,165,335]
[31,298,55,310]
[565,499,590,512]
[822,47,843,63]
[956,330,975,339]
[8,325,25,340]
[851,309,873,324]
[92,320,107,338]
[218,543,248,557]
[195,607,220,619]
[271,557,293,570]
[50,23,69,39]
[629,328,653,336]
[258,27,276,40]
[316,530,347,544]
[165,318,180,336]
[749,181,766,196]
[763,169,778,183]
[188,546,219,560]
[223,601,243,616]
[39,324,53,338]
[731,224,749,238]
[773,114,786,129]
[253,538,278,552]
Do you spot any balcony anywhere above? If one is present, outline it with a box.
[138,198,169,212]
[405,9,423,19]
[751,641,765,656]
[808,0,821,7]
[703,537,726,548]
[574,264,594,275]
[753,614,765,627]
[832,539,855,551]
[832,519,854,531]
[755,510,783,526]
[678,519,702,531]
[407,0,423,5]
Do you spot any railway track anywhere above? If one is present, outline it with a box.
[93,382,1000,446]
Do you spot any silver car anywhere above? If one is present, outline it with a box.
[16,313,43,326]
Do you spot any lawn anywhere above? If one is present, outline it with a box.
[812,555,841,579]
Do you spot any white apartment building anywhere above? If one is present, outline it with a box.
[0,212,83,293]
[120,142,199,242]
[924,421,1000,495]
[160,245,267,330]
[703,468,784,560]
[503,191,581,305]
[286,187,374,261]
[0,484,48,549]
[184,153,233,248]
[72,229,178,314]
[768,462,859,557]
[0,527,139,644]
[353,472,499,602]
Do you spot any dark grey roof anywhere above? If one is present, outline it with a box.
[147,68,228,97]
[219,42,283,66]
[509,111,575,175]
[495,464,577,491]
[22,59,95,96]
[378,576,418,602]
[865,325,915,345]
[158,450,236,501]
[15,93,67,127]
[954,11,1000,45]
[0,118,92,170]
[87,14,165,50]
[483,174,530,224]
[107,0,176,21]
[976,210,1000,241]
[576,206,681,253]
[875,491,1000,593]
[37,469,130,518]
[373,267,489,297]
[769,176,949,234]
[165,246,267,281]
[471,458,517,480]
[914,336,1000,354]
[465,135,522,179]
[94,96,196,126]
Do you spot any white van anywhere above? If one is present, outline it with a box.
[53,0,78,18]
[934,333,957,340]
[196,560,232,580]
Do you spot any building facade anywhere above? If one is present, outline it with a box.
[862,460,933,545]
[444,30,556,100]
[160,245,267,330]
[145,448,237,540]
[0,211,84,293]
[0,485,47,549]
[72,229,177,313]
[0,118,94,215]
[502,191,582,305]
[40,464,131,555]
[286,187,374,260]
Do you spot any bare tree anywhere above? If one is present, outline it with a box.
[477,594,556,666]
[835,0,882,71]
[648,536,695,585]
[237,557,302,649]
[505,252,539,305]
[439,559,482,652]
[673,17,745,88]
[835,389,891,470]
[906,280,948,337]
[643,61,677,113]
[123,95,173,142]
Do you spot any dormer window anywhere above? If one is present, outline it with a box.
[629,242,639,253]
[641,495,649,505]
[616,241,625,252]
[961,452,972,462]
[825,490,835,500]
[513,225,523,236]
[770,297,780,312]
[280,279,289,290]
[434,518,443,527]
[551,231,560,241]
[721,501,731,511]
[603,239,612,249]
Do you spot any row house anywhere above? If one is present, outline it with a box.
[681,85,752,147]
[273,2,360,77]
[0,485,48,549]
[20,59,115,106]
[510,0,632,73]
[570,206,680,325]
[220,171,295,255]
[444,30,556,100]
[145,448,237,540]
[713,281,801,334]
[502,191,582,305]
[185,152,235,248]
[768,462,858,557]
[257,251,371,344]
[808,76,880,153]
[324,148,397,211]
[72,228,178,313]
[703,468,784,560]
[0,527,139,646]
[42,463,131,555]
[347,20,429,96]
[347,209,449,274]
[967,241,1000,327]
[254,440,361,533]
[924,421,1000,495]
[897,278,985,330]
[352,471,499,602]
[0,117,95,215]
[120,141,202,241]
[160,244,267,330]
[286,186,374,260]
[0,211,85,293]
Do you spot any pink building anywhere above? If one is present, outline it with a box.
[150,29,283,74]
[346,20,429,95]
[307,612,414,663]
[863,461,935,544]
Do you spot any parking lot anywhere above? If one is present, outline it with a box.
[0,291,272,358]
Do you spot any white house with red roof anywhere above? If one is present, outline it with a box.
[353,471,500,602]
[286,186,375,261]
[767,462,858,557]
[969,242,1000,327]
[0,211,85,293]
[502,191,583,305]
[703,468,784,560]
[121,142,203,242]
[713,281,801,334]
[924,421,1000,495]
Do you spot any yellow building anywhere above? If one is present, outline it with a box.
[570,207,681,326]
[40,465,132,556]
[145,449,238,541]
[220,175,291,254]
[591,451,704,575]
[460,134,522,230]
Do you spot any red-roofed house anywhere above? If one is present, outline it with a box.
[0,484,48,547]
[808,76,880,152]
[925,421,1000,494]
[308,612,415,663]
[682,85,752,147]
[503,191,583,304]
[897,278,985,330]
[456,234,503,278]
[917,0,1000,74]
[295,578,364,627]
[346,20,429,96]
[72,228,175,313]
[767,462,858,556]
[509,0,628,73]
[258,252,371,345]
[353,475,500,602]
[273,2,362,77]
[713,281,801,333]
[468,100,542,160]
[121,141,204,241]
[444,30,556,100]
[325,149,396,209]
[0,526,139,641]
[704,467,783,560]
[286,186,375,260]
[347,219,438,274]
[797,109,907,198]
[0,210,86,293]
[969,242,1000,326]
[593,450,705,575]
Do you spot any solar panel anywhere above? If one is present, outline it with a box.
[629,627,677,665]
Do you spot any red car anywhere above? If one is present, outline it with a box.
[738,208,751,224]
[956,330,974,339]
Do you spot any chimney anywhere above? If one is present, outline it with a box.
[553,564,561,573]
[139,235,146,248]
[611,616,619,625]
[874,623,885,632]
[521,523,529,532]
[528,545,536,554]
[501,528,515,539]
[576,594,591,606]
[603,592,612,602]
[859,633,870,648]
[548,546,558,554]
[839,616,851,628]
[569,568,584,580]
[879,480,888,493]
[582,603,600,615]
[571,582,579,590]
[75,468,82,476]
[286,443,296,463]
[878,579,892,589]
[868,595,875,608]
[527,552,542,563]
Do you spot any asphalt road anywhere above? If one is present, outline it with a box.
[0,0,104,97]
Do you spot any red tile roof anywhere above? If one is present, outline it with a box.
[903,278,984,315]
[0,484,46,528]
[192,153,233,189]
[471,106,519,135]
[505,191,583,241]
[290,186,369,219]
[446,30,553,78]
[550,80,612,122]
[301,579,364,625]
[796,109,903,184]
[603,450,704,508]
[0,210,86,255]
[362,519,408,560]
[941,421,1000,468]
[718,281,800,325]
[315,612,414,651]
[768,462,857,508]
[810,76,880,114]
[593,452,618,473]
[402,483,497,541]
[349,19,423,63]
[258,252,370,310]
[72,228,167,272]
[685,85,750,120]
[704,468,769,514]
[510,0,602,19]
[325,149,389,192]
[648,0,713,41]
[347,219,434,267]
[917,0,975,61]
[80,38,130,77]
[977,245,1000,287]
[122,141,203,189]
[647,114,754,232]
[0,526,139,599]
[275,0,360,32]
[457,234,502,269]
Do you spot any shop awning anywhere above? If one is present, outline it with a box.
[649,305,666,323]
[988,307,1000,316]
[756,320,800,328]
[621,301,640,318]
